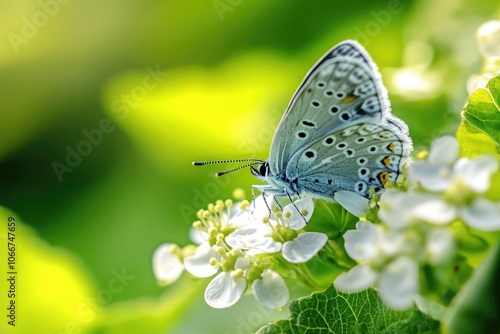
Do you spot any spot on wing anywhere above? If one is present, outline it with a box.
[344,149,355,158]
[359,96,380,113]
[342,94,357,104]
[302,120,316,127]
[358,167,370,178]
[355,137,366,144]
[335,142,347,150]
[340,112,351,121]
[334,63,355,78]
[377,171,390,186]
[354,181,368,195]
[311,100,321,108]
[382,156,391,167]
[330,106,340,114]
[303,149,317,161]
[316,81,326,89]
[383,142,403,154]
[323,136,337,146]
[367,145,378,154]
[357,157,368,166]
[296,131,309,139]
[348,68,370,84]
[354,81,376,98]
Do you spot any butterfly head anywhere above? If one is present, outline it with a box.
[250,160,270,181]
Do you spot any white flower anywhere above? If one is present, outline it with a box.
[334,221,420,309]
[405,136,500,231]
[152,243,184,285]
[335,219,453,310]
[252,269,289,308]
[408,136,498,193]
[226,196,328,263]
[379,189,456,227]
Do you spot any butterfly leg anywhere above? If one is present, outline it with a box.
[252,184,284,217]
[284,189,308,225]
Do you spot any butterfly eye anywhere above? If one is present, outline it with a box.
[259,163,268,176]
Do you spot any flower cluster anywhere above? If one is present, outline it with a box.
[334,136,500,309]
[153,193,327,309]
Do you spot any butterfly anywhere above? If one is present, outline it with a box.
[194,40,412,201]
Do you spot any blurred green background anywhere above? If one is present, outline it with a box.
[0,0,499,333]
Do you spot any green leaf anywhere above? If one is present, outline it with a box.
[457,120,500,158]
[462,75,500,148]
[256,285,439,334]
[442,242,500,334]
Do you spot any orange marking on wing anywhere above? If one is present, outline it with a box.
[378,171,390,186]
[342,95,357,104]
[387,143,395,152]
[382,157,391,167]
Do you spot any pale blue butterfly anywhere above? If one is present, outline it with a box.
[194,40,413,201]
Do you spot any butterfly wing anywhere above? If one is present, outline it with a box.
[268,40,395,176]
[284,122,412,198]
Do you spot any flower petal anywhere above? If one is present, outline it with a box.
[152,243,184,285]
[407,161,452,191]
[454,156,498,193]
[343,221,379,260]
[378,188,413,228]
[379,257,418,310]
[184,242,220,278]
[428,136,458,166]
[204,271,247,308]
[282,232,328,263]
[225,224,282,254]
[189,227,208,245]
[426,227,455,265]
[334,264,377,293]
[461,198,500,231]
[411,196,457,224]
[250,194,276,222]
[252,269,289,309]
[334,191,370,217]
[282,197,314,230]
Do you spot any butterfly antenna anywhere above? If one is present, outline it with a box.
[192,158,263,166]
[215,162,260,177]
